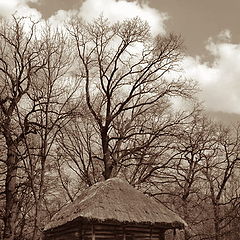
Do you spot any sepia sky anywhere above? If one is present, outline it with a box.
[0,0,240,114]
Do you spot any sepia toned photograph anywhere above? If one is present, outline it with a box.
[0,1,239,240]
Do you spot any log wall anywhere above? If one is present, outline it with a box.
[44,222,167,240]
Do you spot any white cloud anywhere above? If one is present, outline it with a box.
[0,0,19,16]
[14,4,42,20]
[0,0,41,18]
[183,33,240,114]
[48,9,77,28]
[80,0,168,35]
[50,0,168,35]
[217,29,232,42]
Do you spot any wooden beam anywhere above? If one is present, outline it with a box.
[123,226,126,240]
[92,224,95,240]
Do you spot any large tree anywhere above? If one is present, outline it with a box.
[21,26,80,240]
[0,17,80,240]
[0,17,48,240]
[68,16,195,180]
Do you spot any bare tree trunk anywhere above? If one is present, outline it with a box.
[213,203,220,240]
[3,144,18,240]
[182,189,191,240]
[32,153,47,240]
[182,200,190,240]
[32,200,40,240]
[101,129,113,180]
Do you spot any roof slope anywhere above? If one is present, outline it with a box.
[45,178,186,230]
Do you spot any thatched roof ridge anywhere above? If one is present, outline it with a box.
[44,178,186,231]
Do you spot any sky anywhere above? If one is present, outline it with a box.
[0,0,240,114]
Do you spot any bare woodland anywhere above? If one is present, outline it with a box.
[0,16,239,240]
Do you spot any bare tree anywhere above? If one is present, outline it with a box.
[56,111,101,188]
[19,26,80,240]
[202,124,240,240]
[164,112,217,240]
[0,17,80,240]
[68,16,195,180]
[0,16,48,240]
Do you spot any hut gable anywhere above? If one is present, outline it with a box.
[45,178,186,231]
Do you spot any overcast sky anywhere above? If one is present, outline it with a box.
[0,0,239,114]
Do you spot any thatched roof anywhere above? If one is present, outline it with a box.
[44,178,186,231]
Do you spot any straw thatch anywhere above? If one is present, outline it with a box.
[44,178,186,231]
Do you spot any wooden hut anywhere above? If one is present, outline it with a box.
[44,178,186,240]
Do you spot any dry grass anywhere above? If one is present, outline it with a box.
[44,178,186,230]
